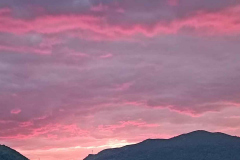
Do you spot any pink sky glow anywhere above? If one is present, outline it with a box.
[1,0,240,160]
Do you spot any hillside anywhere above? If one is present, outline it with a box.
[84,130,240,160]
[0,145,29,160]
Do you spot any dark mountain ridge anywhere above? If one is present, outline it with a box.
[84,130,240,160]
[0,145,29,160]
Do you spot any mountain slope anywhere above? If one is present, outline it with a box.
[84,130,240,160]
[0,145,29,160]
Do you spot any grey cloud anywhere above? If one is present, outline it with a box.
[0,0,239,24]
[1,34,240,117]
[0,32,240,138]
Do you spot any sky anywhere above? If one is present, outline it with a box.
[1,0,240,159]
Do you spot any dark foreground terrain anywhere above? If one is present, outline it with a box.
[0,145,28,160]
[84,130,240,160]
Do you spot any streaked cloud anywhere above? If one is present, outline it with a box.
[0,0,240,160]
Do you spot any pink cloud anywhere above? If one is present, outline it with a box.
[0,123,88,140]
[0,6,240,39]
[0,45,51,55]
[19,121,33,127]
[11,108,21,115]
[100,53,113,58]
[91,4,109,12]
[0,8,11,15]
[115,82,133,91]
[98,120,160,131]
[168,0,179,6]
[1,1,240,160]
[0,13,101,34]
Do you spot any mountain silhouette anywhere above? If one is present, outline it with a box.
[0,145,29,160]
[84,130,240,160]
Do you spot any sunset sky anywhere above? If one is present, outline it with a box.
[1,0,240,159]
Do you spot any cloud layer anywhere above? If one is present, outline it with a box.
[1,0,240,160]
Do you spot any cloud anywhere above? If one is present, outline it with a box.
[0,1,240,160]
[10,108,21,114]
[0,2,240,38]
[100,53,113,59]
[1,33,240,118]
